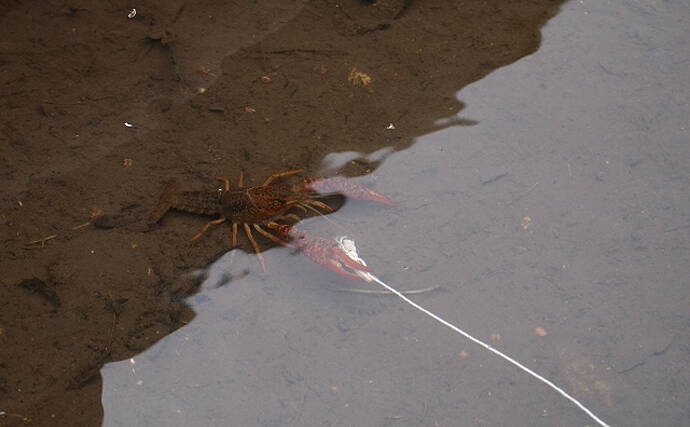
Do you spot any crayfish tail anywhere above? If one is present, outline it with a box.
[148,180,181,225]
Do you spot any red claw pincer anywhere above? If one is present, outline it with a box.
[298,235,372,281]
[266,223,372,281]
[297,177,397,207]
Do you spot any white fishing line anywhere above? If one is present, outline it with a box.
[336,236,610,427]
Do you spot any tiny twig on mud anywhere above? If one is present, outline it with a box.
[26,234,57,247]
[72,221,91,230]
[73,209,104,230]
[27,209,102,248]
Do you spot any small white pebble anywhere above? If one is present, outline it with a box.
[128,9,136,19]
[124,122,133,128]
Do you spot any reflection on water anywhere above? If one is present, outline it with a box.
[102,0,689,425]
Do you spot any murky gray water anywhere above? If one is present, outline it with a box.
[102,1,689,425]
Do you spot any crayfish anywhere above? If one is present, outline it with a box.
[148,169,395,280]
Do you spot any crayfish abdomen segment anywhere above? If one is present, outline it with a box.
[148,180,223,225]
[171,191,223,216]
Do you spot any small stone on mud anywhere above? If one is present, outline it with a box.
[93,214,121,229]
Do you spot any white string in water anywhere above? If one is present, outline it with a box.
[336,236,610,427]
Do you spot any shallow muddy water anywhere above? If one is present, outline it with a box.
[2,0,688,426]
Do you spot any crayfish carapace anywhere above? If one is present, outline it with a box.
[148,169,395,280]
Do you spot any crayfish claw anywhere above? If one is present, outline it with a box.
[334,249,372,274]
[297,234,372,281]
[326,260,370,281]
[297,177,396,207]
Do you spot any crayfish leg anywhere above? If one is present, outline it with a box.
[191,217,226,241]
[232,222,238,247]
[215,176,231,191]
[253,224,292,247]
[263,169,304,186]
[276,214,302,223]
[295,201,333,219]
[243,223,267,273]
[292,204,308,214]
[305,200,333,213]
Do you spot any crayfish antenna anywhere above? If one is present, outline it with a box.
[306,200,333,213]
[297,202,349,234]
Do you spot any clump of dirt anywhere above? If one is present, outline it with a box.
[0,0,564,424]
